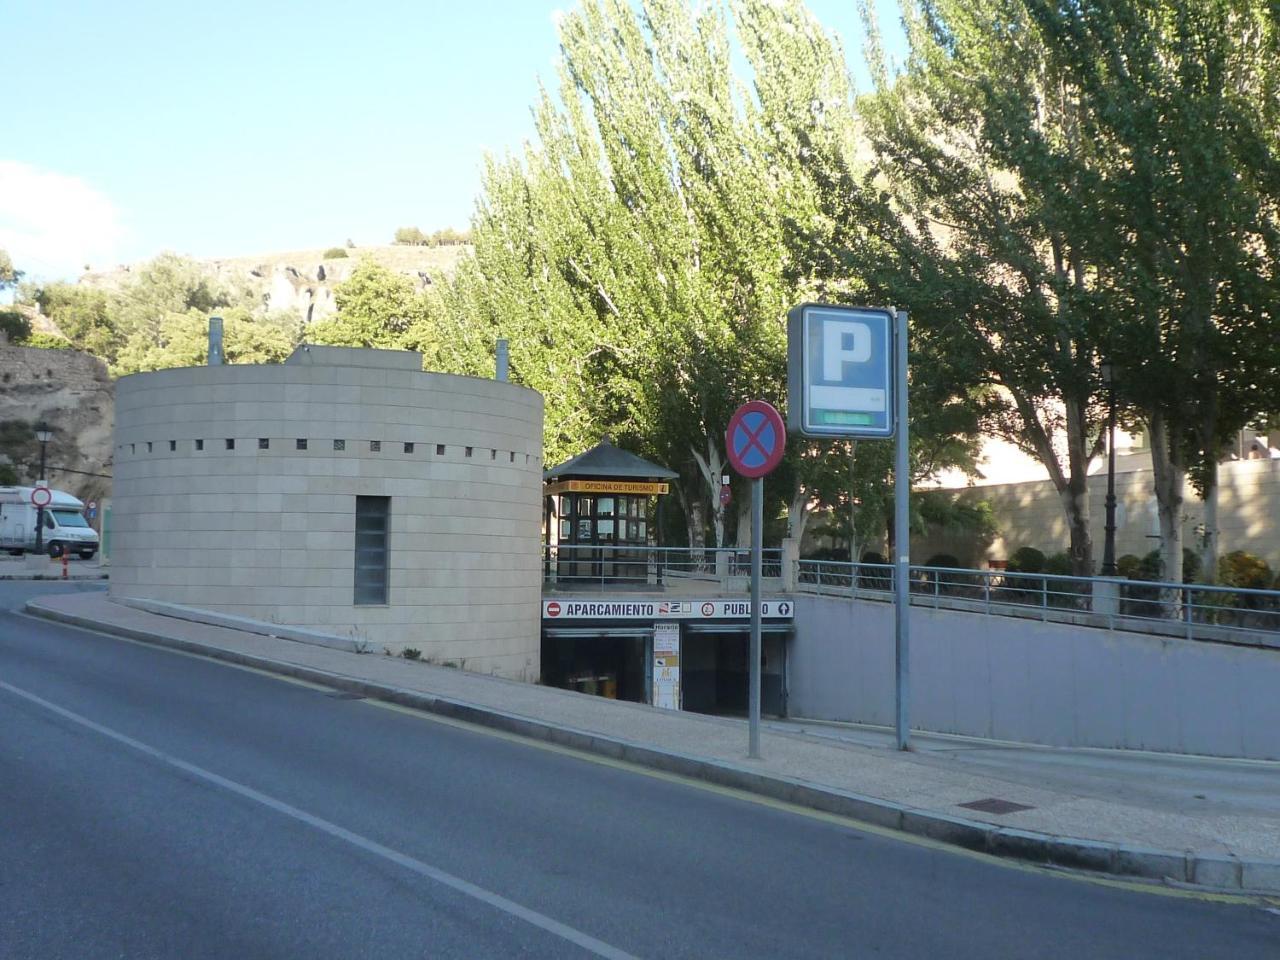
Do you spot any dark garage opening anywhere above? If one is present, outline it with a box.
[681,627,786,718]
[541,630,648,703]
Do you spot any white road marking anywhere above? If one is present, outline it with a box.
[0,678,642,960]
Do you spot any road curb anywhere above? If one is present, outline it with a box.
[0,573,109,581]
[25,598,1280,896]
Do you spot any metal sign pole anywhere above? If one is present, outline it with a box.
[894,309,911,751]
[749,475,763,759]
[725,398,785,761]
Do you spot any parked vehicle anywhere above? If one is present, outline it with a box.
[0,486,100,559]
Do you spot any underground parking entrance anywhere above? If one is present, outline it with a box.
[540,598,793,717]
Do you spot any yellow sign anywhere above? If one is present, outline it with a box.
[544,479,670,496]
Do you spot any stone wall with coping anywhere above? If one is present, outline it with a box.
[109,346,544,679]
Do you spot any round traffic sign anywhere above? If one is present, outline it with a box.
[725,400,786,478]
[30,486,52,508]
[88,500,97,510]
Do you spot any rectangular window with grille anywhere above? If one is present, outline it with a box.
[354,496,390,606]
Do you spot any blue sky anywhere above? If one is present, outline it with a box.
[4,1,897,281]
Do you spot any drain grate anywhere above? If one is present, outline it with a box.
[957,797,1035,815]
[325,691,365,701]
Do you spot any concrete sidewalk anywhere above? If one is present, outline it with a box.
[24,590,1280,895]
[0,555,108,581]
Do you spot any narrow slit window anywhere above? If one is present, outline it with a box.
[465,447,473,458]
[259,438,269,450]
[354,496,390,606]
[225,438,235,450]
[195,439,204,451]
[436,444,445,455]
[296,438,307,450]
[370,440,381,452]
[403,442,414,454]
[169,440,176,452]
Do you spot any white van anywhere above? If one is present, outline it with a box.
[0,487,100,559]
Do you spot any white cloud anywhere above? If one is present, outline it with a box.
[0,160,126,280]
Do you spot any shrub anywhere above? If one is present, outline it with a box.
[323,247,348,259]
[22,332,72,349]
[1006,546,1046,573]
[401,647,422,661]
[858,551,892,590]
[0,309,31,341]
[1218,551,1273,590]
[394,226,429,246]
[1044,551,1073,576]
[1116,554,1144,579]
[1132,547,1201,583]
[924,553,961,569]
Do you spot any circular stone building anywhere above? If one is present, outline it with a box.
[110,345,544,679]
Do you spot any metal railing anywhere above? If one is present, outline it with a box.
[796,560,1280,644]
[543,544,783,590]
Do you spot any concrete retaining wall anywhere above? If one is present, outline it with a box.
[789,595,1280,760]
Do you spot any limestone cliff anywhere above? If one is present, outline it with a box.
[0,340,114,505]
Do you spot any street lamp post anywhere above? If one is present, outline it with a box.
[1100,362,1118,577]
[33,422,52,554]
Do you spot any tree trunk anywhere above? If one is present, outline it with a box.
[685,492,706,563]
[847,442,858,562]
[735,495,751,549]
[690,437,726,549]
[1149,410,1185,586]
[1062,395,1095,575]
[1199,464,1218,584]
[787,485,809,545]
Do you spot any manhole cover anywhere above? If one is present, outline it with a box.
[957,798,1035,815]
[325,691,365,701]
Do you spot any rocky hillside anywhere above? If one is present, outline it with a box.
[0,339,113,505]
[81,244,469,325]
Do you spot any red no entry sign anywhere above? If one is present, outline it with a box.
[726,400,786,479]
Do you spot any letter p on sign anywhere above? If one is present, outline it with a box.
[823,320,871,380]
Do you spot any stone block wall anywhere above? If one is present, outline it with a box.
[110,346,544,679]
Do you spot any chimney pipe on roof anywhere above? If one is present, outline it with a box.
[208,316,224,365]
[495,338,509,382]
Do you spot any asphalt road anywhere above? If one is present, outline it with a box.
[2,582,1277,959]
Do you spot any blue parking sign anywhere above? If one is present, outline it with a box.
[787,303,896,438]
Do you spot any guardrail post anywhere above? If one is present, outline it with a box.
[781,538,798,592]
[984,571,991,614]
[1041,577,1048,620]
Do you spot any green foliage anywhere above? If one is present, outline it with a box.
[0,463,17,485]
[924,553,960,569]
[0,249,22,290]
[438,0,981,550]
[323,247,349,259]
[401,647,422,661]
[393,226,429,246]
[31,253,300,375]
[1218,552,1273,591]
[1044,553,1073,577]
[0,310,31,341]
[394,226,471,247]
[21,332,73,350]
[33,283,117,359]
[309,259,433,351]
[1119,549,1202,583]
[1006,548,1047,575]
